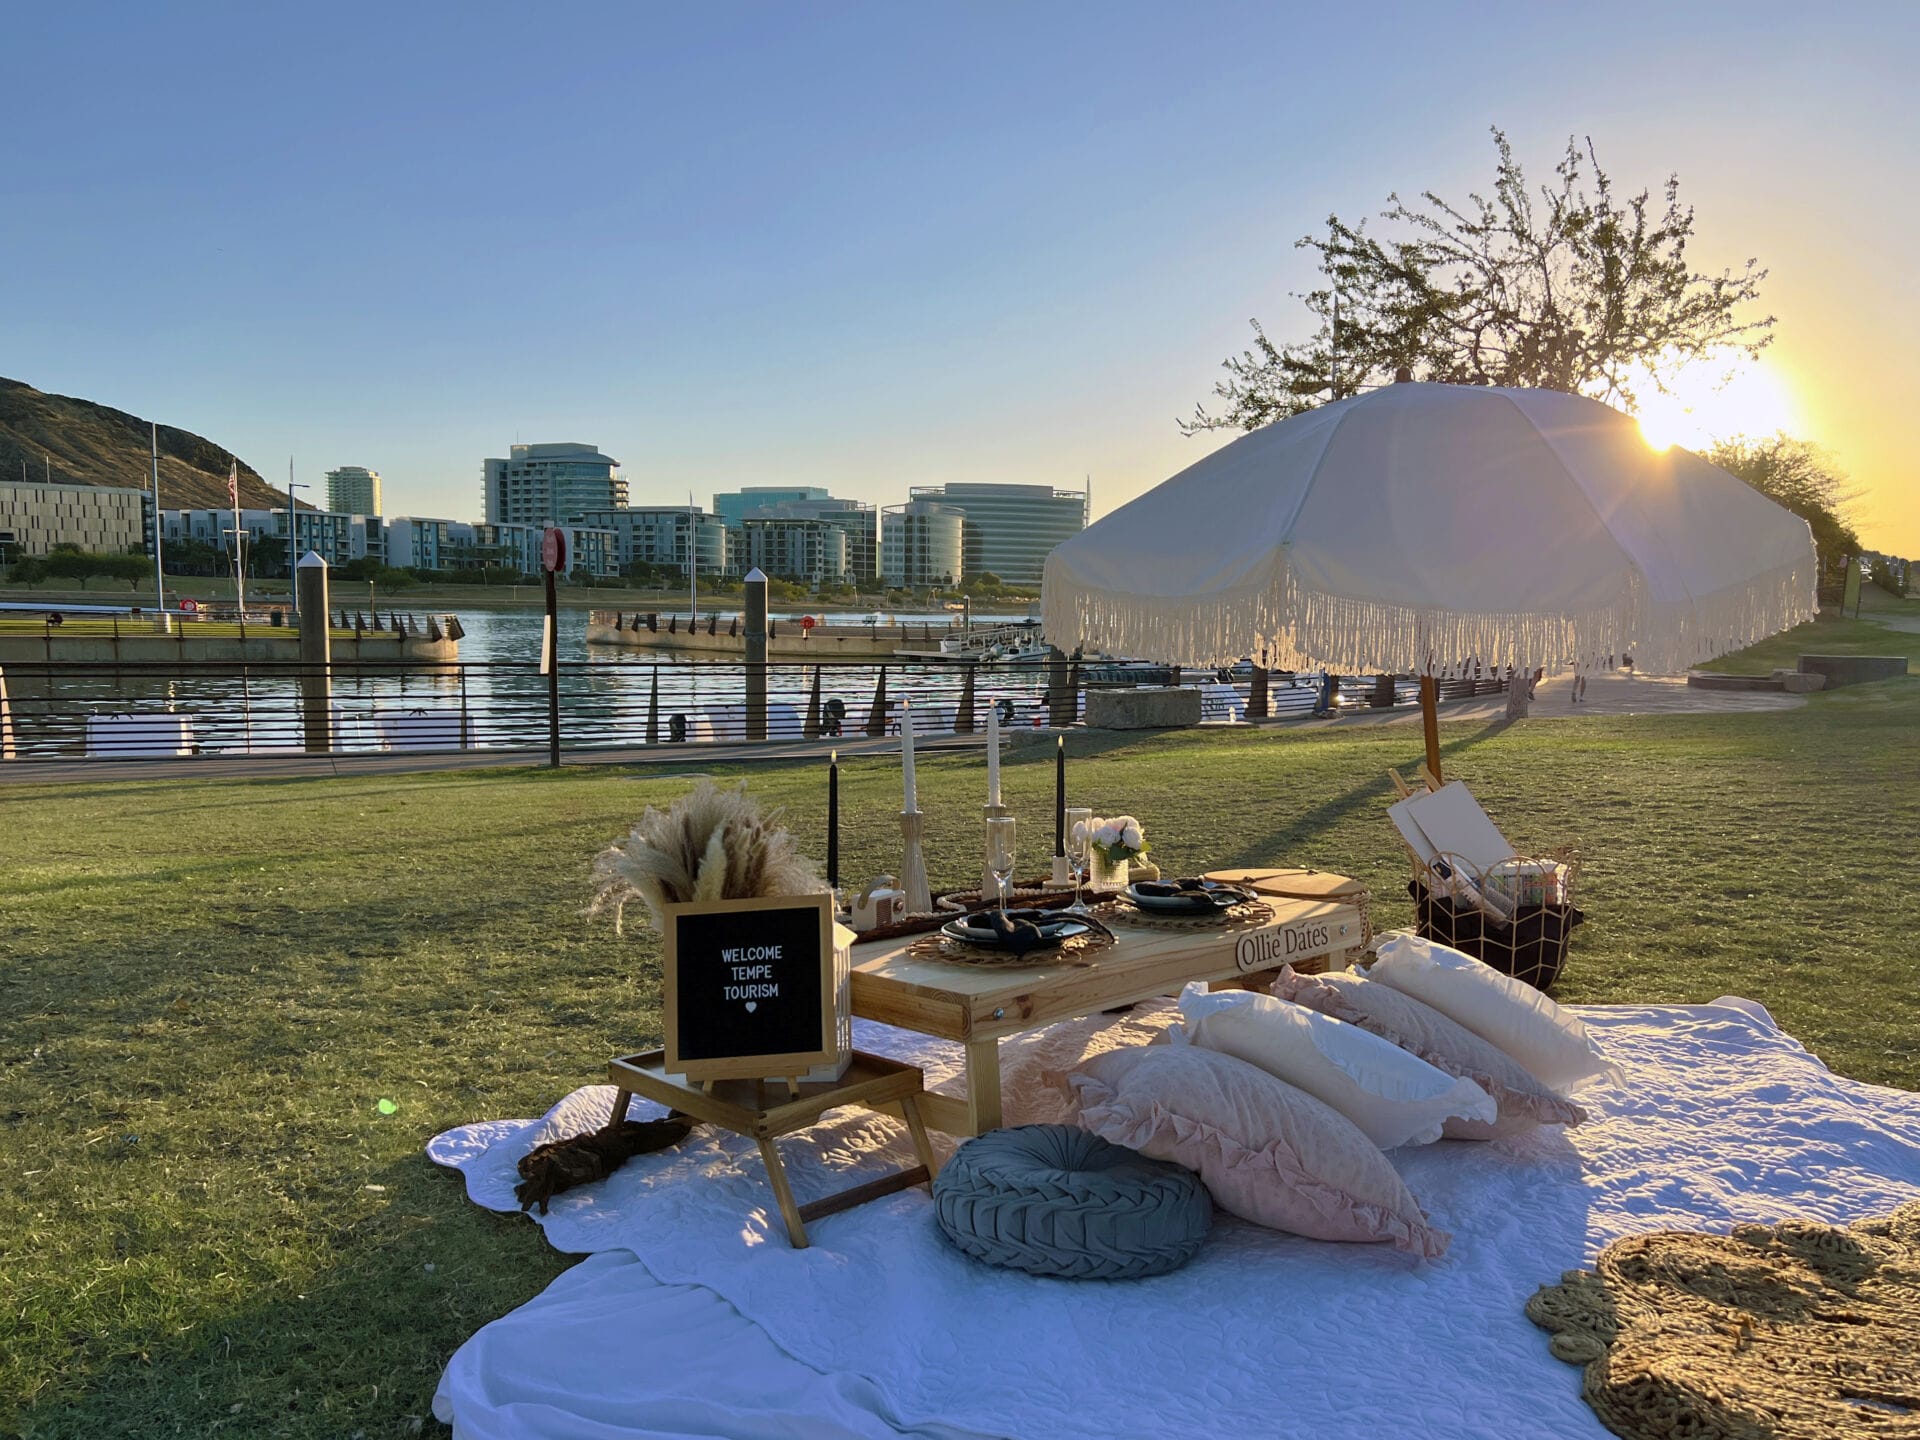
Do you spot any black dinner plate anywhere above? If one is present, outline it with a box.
[1124,881,1254,914]
[942,911,1093,948]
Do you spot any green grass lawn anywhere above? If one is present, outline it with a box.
[1700,598,1920,675]
[3,657,1917,1436]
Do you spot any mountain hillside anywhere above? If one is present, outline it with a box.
[0,376,287,512]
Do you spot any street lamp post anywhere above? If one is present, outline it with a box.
[285,482,308,617]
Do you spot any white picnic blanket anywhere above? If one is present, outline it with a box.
[429,1001,1920,1440]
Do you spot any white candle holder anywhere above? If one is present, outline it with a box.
[898,809,933,915]
[981,802,1011,907]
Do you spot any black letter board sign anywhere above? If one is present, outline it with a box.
[662,893,837,1082]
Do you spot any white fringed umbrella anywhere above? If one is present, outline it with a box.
[1043,381,1817,774]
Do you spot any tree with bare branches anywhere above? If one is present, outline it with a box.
[1184,130,1773,433]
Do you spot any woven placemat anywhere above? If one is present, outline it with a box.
[906,919,1116,969]
[1527,1199,1920,1440]
[1104,897,1275,933]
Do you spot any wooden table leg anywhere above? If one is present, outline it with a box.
[756,1136,810,1248]
[900,1094,941,1179]
[601,1088,633,1134]
[963,1038,1003,1135]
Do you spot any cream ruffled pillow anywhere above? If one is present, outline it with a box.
[1175,984,1495,1149]
[1364,934,1624,1095]
[1271,967,1587,1139]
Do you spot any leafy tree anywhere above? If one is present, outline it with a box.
[16,546,151,587]
[1185,129,1773,433]
[1704,434,1860,598]
[162,537,226,578]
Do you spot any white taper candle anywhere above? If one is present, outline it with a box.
[901,696,918,812]
[986,700,1001,805]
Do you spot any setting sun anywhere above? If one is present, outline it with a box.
[1632,353,1801,452]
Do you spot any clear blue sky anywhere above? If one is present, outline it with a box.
[5,1,1914,549]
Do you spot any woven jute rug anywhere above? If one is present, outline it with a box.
[1527,1200,1920,1438]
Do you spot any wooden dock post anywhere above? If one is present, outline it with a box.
[296,553,331,754]
[744,568,769,742]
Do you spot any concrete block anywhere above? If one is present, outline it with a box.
[1084,686,1203,729]
[1780,672,1827,693]
[1797,654,1909,688]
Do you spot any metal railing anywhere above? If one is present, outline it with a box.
[0,656,1492,765]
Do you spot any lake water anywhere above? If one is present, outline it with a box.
[4,604,1385,758]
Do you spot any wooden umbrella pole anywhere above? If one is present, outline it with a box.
[1419,675,1442,784]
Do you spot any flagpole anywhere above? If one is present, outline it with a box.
[150,424,167,616]
[230,460,245,614]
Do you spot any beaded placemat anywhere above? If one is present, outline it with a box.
[1103,897,1275,933]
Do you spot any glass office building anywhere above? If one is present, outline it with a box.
[906,482,1088,585]
[879,500,966,588]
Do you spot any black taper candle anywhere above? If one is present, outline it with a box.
[827,750,840,889]
[1054,734,1066,856]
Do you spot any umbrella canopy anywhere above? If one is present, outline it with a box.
[1044,382,1817,675]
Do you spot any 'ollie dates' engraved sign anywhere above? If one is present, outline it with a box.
[663,893,837,1082]
[1234,913,1356,974]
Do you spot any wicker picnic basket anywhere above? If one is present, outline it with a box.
[1404,846,1584,992]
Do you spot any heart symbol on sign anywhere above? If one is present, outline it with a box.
[745,1001,757,1012]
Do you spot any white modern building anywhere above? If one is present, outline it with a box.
[737,497,877,582]
[737,516,849,585]
[906,482,1089,585]
[482,443,627,527]
[384,516,616,578]
[572,505,730,577]
[162,507,380,573]
[325,465,384,517]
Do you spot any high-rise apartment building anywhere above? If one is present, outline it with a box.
[325,466,384,517]
[906,482,1088,586]
[482,443,627,526]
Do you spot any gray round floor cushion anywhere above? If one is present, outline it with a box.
[933,1124,1213,1279]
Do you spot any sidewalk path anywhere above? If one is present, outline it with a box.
[0,732,992,787]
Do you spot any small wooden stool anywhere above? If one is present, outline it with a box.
[602,1048,940,1249]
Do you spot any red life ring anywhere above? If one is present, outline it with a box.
[179,598,200,612]
[800,615,817,630]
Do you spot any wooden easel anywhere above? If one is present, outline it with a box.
[602,1049,940,1249]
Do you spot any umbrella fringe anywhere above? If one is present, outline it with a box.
[1042,550,1817,677]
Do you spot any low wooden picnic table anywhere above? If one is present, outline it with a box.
[849,889,1366,1137]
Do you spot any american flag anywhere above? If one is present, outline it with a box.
[227,461,239,509]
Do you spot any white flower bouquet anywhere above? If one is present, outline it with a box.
[1080,814,1148,868]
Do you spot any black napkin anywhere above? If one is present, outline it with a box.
[1133,878,1247,908]
[979,908,1062,953]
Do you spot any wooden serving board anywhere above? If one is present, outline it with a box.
[1202,867,1368,902]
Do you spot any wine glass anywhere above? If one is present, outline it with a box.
[1065,806,1093,913]
[984,815,1017,920]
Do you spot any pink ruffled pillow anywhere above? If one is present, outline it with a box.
[1270,967,1587,1140]
[1070,1044,1449,1259]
